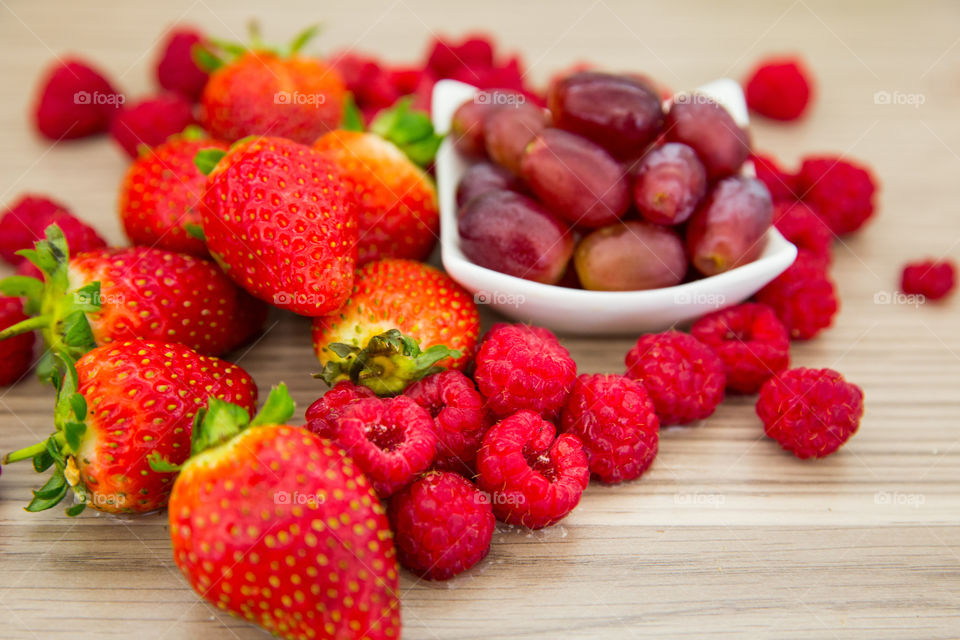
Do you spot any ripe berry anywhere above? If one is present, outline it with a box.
[795,156,877,235]
[474,323,577,419]
[0,297,36,386]
[756,367,864,459]
[560,374,659,484]
[0,194,105,266]
[389,471,495,580]
[304,381,377,438]
[155,27,209,101]
[744,56,814,121]
[901,259,956,301]
[624,331,726,426]
[33,58,123,140]
[109,94,196,158]
[751,152,797,202]
[691,303,790,394]
[330,396,438,498]
[477,411,588,529]
[404,370,490,475]
[756,250,839,340]
[773,201,833,264]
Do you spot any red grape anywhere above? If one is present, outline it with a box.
[575,220,687,290]
[451,89,526,157]
[484,101,547,175]
[665,95,750,180]
[457,161,526,207]
[633,142,707,225]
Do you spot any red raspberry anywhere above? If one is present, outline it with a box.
[751,152,796,203]
[624,331,725,426]
[560,374,659,484]
[756,250,839,340]
[0,296,36,386]
[795,156,877,235]
[477,410,588,529]
[425,35,495,77]
[0,194,106,265]
[756,367,863,459]
[304,380,377,438]
[33,57,123,140]
[901,259,956,301]
[474,323,577,419]
[691,303,790,394]
[109,94,196,158]
[329,396,437,498]
[773,201,833,264]
[155,27,209,101]
[744,56,813,121]
[388,471,495,580]
[404,370,490,475]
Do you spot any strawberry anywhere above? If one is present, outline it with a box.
[0,226,266,375]
[198,136,357,316]
[199,26,345,145]
[313,259,480,395]
[1,340,257,515]
[313,99,442,265]
[164,385,401,639]
[109,93,196,158]
[155,26,210,101]
[118,129,226,256]
[32,57,124,140]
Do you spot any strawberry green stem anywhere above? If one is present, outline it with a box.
[0,314,52,341]
[4,431,64,465]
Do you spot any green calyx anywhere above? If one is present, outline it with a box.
[316,329,461,396]
[369,97,444,167]
[194,22,321,72]
[3,353,90,516]
[0,224,100,381]
[148,384,295,473]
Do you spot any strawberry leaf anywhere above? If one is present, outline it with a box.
[194,149,227,175]
[250,384,295,427]
[65,502,86,517]
[341,93,365,132]
[147,451,182,473]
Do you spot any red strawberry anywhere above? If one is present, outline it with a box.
[155,26,210,101]
[118,131,227,256]
[0,194,106,265]
[0,296,35,386]
[33,57,124,140]
[109,93,196,158]
[313,100,442,265]
[1,340,256,515]
[0,226,266,369]
[313,259,481,394]
[166,385,401,639]
[199,27,345,145]
[199,136,357,316]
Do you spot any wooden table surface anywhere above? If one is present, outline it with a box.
[1,1,959,638]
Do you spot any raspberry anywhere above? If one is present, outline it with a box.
[388,471,495,580]
[155,27,209,101]
[474,323,577,419]
[0,194,106,265]
[773,201,833,264]
[560,374,659,484]
[624,331,725,426]
[425,35,495,77]
[691,303,790,394]
[756,367,863,459]
[795,156,877,235]
[404,370,490,475]
[901,259,956,301]
[477,410,588,529]
[109,94,196,158]
[330,396,437,498]
[0,296,36,386]
[744,56,813,121]
[33,57,123,140]
[751,152,796,203]
[756,250,839,340]
[304,380,376,438]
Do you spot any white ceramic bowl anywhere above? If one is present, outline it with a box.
[431,78,797,335]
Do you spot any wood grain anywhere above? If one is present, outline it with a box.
[1,1,959,638]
